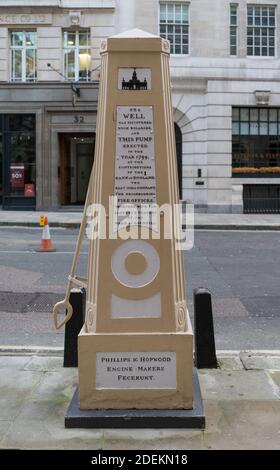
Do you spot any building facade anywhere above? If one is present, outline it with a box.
[0,0,280,212]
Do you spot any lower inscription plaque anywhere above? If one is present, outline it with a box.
[96,352,176,389]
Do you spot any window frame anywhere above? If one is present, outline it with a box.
[246,5,276,58]
[10,30,37,82]
[63,29,91,82]
[230,3,238,56]
[159,2,190,55]
[232,107,280,176]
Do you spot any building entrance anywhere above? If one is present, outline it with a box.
[59,133,95,206]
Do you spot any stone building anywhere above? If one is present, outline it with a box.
[0,0,280,212]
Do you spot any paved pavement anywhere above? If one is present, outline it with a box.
[0,350,279,450]
[1,210,280,229]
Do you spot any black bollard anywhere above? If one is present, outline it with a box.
[193,288,218,369]
[64,288,86,367]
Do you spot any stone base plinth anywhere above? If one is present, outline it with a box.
[78,327,193,410]
[65,369,204,429]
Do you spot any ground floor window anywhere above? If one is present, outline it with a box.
[0,114,36,209]
[232,107,280,176]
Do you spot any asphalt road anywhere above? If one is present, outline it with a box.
[0,227,279,350]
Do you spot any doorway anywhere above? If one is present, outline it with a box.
[59,133,95,205]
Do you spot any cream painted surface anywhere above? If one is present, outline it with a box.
[111,241,160,289]
[77,30,193,409]
[111,292,161,319]
[78,329,193,409]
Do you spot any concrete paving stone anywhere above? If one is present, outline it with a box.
[265,371,280,399]
[218,356,244,371]
[16,371,78,422]
[198,370,279,401]
[0,419,104,450]
[0,369,42,420]
[1,211,280,228]
[23,356,63,371]
[0,355,32,369]
[240,353,280,371]
[0,421,13,446]
[268,371,280,391]
[102,429,204,450]
[28,369,77,398]
[202,400,280,450]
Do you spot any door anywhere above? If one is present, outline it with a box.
[76,142,94,203]
[59,134,71,205]
[59,133,94,205]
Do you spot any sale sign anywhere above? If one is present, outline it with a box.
[24,184,35,197]
[10,164,25,189]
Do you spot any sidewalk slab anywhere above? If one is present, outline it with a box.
[269,371,280,390]
[1,210,280,230]
[199,369,279,401]
[240,352,280,370]
[217,356,244,370]
[0,368,42,420]
[23,356,64,372]
[101,429,204,450]
[0,354,280,450]
[202,400,280,450]
[0,422,13,443]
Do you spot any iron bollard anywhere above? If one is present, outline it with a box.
[64,288,86,367]
[193,288,218,369]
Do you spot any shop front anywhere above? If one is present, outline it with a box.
[0,114,36,210]
[232,107,280,213]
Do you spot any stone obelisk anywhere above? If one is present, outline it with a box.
[78,29,193,410]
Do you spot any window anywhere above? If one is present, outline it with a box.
[10,31,37,82]
[159,2,189,54]
[247,6,276,57]
[230,4,238,56]
[64,30,91,81]
[0,114,36,209]
[232,107,280,176]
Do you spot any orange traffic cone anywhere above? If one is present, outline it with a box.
[38,216,56,252]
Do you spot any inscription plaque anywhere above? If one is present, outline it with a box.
[96,352,176,389]
[0,14,52,24]
[115,106,156,209]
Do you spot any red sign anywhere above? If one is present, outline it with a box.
[10,164,25,189]
[24,184,35,197]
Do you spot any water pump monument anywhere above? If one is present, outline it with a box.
[54,29,205,428]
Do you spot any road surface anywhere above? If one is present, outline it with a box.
[0,227,279,350]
